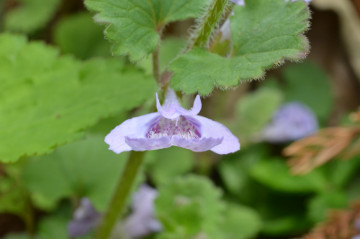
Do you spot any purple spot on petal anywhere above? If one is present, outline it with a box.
[146,116,201,139]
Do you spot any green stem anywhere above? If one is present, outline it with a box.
[190,0,228,49]
[94,151,145,239]
[152,44,161,83]
[23,193,35,239]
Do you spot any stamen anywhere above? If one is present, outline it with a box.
[146,116,201,139]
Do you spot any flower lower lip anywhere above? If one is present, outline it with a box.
[125,136,223,152]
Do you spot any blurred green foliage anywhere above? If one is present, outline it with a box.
[4,0,60,33]
[234,88,283,139]
[53,12,111,59]
[145,147,194,186]
[0,176,26,216]
[281,62,333,122]
[219,146,360,236]
[155,175,261,239]
[0,0,357,239]
[22,136,128,211]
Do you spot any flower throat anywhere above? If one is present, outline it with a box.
[146,116,201,139]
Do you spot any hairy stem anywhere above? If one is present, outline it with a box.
[94,151,145,239]
[190,0,228,49]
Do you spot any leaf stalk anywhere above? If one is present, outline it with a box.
[152,43,161,83]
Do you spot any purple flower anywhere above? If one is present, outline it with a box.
[220,19,232,42]
[124,185,162,238]
[286,0,311,3]
[351,218,360,239]
[355,218,360,231]
[232,0,311,6]
[105,88,240,154]
[67,198,102,238]
[262,102,318,143]
[230,0,245,6]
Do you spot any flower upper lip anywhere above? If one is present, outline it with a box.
[155,89,202,119]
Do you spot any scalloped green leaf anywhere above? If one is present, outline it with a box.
[0,33,156,163]
[84,0,210,61]
[4,0,60,33]
[170,0,310,95]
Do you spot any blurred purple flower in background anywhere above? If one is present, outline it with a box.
[124,185,162,238]
[105,88,240,155]
[230,0,245,6]
[68,198,102,238]
[356,218,360,230]
[220,18,232,42]
[232,0,311,6]
[353,219,360,239]
[262,102,318,143]
[67,188,162,239]
[286,0,311,3]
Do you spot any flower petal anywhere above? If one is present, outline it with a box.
[170,95,203,117]
[190,95,202,115]
[195,116,240,154]
[230,0,245,6]
[220,19,231,42]
[156,89,182,119]
[125,136,171,151]
[105,113,160,154]
[156,88,202,119]
[171,136,222,152]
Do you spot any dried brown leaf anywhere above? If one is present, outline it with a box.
[302,201,360,239]
[284,127,358,174]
